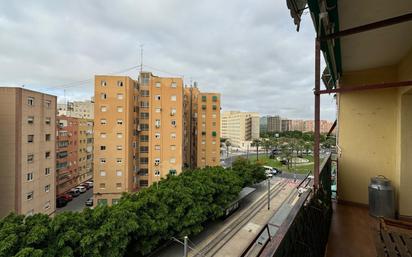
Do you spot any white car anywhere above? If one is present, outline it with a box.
[85,181,93,188]
[76,186,87,193]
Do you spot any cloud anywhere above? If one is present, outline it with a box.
[0,0,336,120]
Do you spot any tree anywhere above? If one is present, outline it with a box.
[262,139,272,156]
[251,138,261,160]
[225,140,231,158]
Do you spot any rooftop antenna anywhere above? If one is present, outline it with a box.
[139,44,144,73]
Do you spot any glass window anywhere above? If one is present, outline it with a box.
[27,191,34,200]
[100,133,107,138]
[117,106,123,112]
[171,120,176,127]
[27,154,34,162]
[101,106,107,112]
[155,145,160,150]
[170,108,176,116]
[171,82,177,88]
[117,81,123,87]
[116,145,122,150]
[170,133,176,139]
[112,199,120,205]
[155,133,160,139]
[117,133,123,138]
[44,184,50,192]
[100,119,107,125]
[26,172,33,181]
[27,116,34,124]
[101,80,107,87]
[45,117,51,125]
[154,158,160,165]
[27,97,34,106]
[212,95,218,102]
[170,145,176,150]
[117,93,124,100]
[171,95,177,101]
[27,135,34,143]
[155,108,161,113]
[169,158,176,164]
[155,95,161,100]
[139,180,149,187]
[116,171,122,176]
[155,82,161,88]
[169,169,177,176]
[100,93,107,99]
[97,199,107,205]
[117,119,123,125]
[155,119,161,128]
[45,168,51,175]
[202,95,207,102]
[100,171,106,176]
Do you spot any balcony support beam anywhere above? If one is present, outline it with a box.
[317,80,412,94]
[314,38,321,189]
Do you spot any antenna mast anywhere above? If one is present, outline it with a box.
[140,44,144,73]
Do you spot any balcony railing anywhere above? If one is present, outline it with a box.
[258,154,333,257]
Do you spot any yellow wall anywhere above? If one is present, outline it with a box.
[338,48,412,217]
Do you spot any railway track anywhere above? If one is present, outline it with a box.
[193,180,290,257]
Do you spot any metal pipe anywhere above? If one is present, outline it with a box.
[183,236,188,257]
[267,178,271,210]
[314,38,321,189]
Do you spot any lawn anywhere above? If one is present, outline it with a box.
[245,154,316,174]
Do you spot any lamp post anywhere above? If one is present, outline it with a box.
[267,178,271,210]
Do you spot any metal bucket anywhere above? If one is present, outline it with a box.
[368,175,395,218]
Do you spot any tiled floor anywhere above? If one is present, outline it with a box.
[325,202,378,257]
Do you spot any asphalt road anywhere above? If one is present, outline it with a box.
[56,189,93,213]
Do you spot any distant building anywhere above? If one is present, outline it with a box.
[281,119,291,132]
[0,87,56,217]
[77,118,93,184]
[260,116,268,134]
[267,115,282,133]
[221,111,260,149]
[58,100,94,119]
[183,85,221,169]
[303,120,314,132]
[290,119,304,131]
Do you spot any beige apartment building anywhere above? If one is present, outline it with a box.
[221,111,260,149]
[94,76,138,205]
[58,100,94,119]
[183,85,220,168]
[0,87,56,217]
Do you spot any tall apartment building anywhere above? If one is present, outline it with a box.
[77,119,93,184]
[0,87,56,217]
[94,75,138,205]
[56,116,79,195]
[58,100,94,119]
[267,115,282,133]
[290,119,304,131]
[221,111,260,149]
[183,85,220,168]
[281,119,291,132]
[260,116,268,134]
[94,72,184,205]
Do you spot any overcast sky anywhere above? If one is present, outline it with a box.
[0,0,336,120]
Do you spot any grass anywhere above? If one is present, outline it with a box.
[245,153,316,174]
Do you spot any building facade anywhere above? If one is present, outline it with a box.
[0,87,56,217]
[221,111,260,149]
[267,115,282,133]
[77,118,93,184]
[58,100,94,119]
[183,85,221,168]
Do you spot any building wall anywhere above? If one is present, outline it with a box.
[94,76,138,206]
[58,100,94,119]
[267,116,282,132]
[0,88,56,217]
[221,111,259,148]
[77,118,93,184]
[338,47,412,217]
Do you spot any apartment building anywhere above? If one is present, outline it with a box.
[77,118,93,184]
[94,75,138,205]
[221,111,260,149]
[183,85,220,168]
[58,100,94,119]
[137,72,183,187]
[281,119,291,132]
[267,115,282,133]
[290,119,304,131]
[0,87,56,217]
[56,116,79,195]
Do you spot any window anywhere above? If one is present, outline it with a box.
[44,201,51,210]
[117,133,123,138]
[26,172,33,181]
[155,119,161,128]
[212,131,217,137]
[100,133,107,138]
[170,108,176,116]
[116,145,122,150]
[100,171,106,176]
[116,158,122,164]
[140,157,148,164]
[45,151,51,159]
[212,141,216,145]
[170,133,176,139]
[100,119,107,125]
[116,170,122,176]
[170,158,176,164]
[117,106,123,112]
[202,105,206,110]
[171,95,177,101]
[27,154,34,162]
[155,95,161,100]
[117,93,124,100]
[27,135,34,143]
[155,145,160,150]
[140,90,149,97]
[100,145,106,151]
[101,80,107,86]
[202,114,206,119]
[117,119,123,125]
[202,141,206,145]
[45,168,51,175]
[154,158,160,165]
[99,183,106,190]
[27,191,34,200]
[140,135,149,142]
[202,95,207,102]
[44,184,50,192]
[97,199,108,205]
[45,117,51,125]
[155,107,161,113]
[213,121,216,126]
[154,170,160,176]
[171,82,177,88]
[169,169,177,176]
[140,146,149,153]
[170,145,176,150]
[117,81,123,87]
[45,134,51,141]
[155,133,160,139]
[171,120,177,127]
[101,106,107,112]
[140,101,149,108]
[112,199,120,205]
[27,97,34,106]
[212,105,217,110]
[139,180,149,187]
[155,82,161,88]
[27,116,34,124]
[140,112,149,119]
[212,95,218,102]
[138,169,148,176]
[100,158,106,164]
[100,93,107,99]
[140,124,149,131]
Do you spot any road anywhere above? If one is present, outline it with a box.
[56,189,93,213]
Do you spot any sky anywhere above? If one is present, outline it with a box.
[0,0,336,120]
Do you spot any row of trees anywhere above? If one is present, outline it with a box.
[0,161,266,257]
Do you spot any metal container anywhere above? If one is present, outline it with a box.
[368,176,395,218]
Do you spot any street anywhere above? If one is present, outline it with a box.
[56,189,93,213]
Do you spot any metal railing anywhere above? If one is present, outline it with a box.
[257,154,333,257]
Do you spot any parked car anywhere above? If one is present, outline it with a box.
[69,188,80,197]
[56,197,67,208]
[85,198,93,207]
[273,167,282,175]
[76,186,87,193]
[263,166,273,178]
[85,181,93,188]
[61,193,73,201]
[80,183,90,190]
